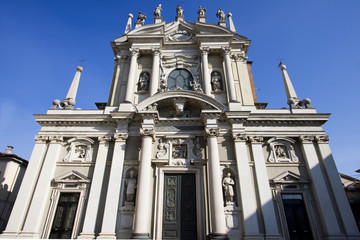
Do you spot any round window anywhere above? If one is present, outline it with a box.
[167,69,193,90]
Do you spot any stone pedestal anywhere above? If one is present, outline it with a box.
[154,17,162,24]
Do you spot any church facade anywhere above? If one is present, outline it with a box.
[1,5,359,240]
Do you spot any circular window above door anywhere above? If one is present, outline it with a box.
[167,69,194,90]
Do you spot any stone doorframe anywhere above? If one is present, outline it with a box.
[153,167,206,240]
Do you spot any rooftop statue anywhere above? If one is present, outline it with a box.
[176,5,184,16]
[136,11,146,23]
[154,4,162,17]
[198,6,206,16]
[216,8,226,21]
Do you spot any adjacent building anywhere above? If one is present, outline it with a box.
[1,5,359,240]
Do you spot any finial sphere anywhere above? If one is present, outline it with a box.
[53,99,60,105]
[227,13,232,17]
[280,65,286,70]
[77,66,83,72]
[128,13,133,18]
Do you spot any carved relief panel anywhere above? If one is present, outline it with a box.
[155,137,203,166]
[267,137,299,163]
[63,137,94,162]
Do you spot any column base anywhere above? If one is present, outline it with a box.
[97,233,117,239]
[0,232,18,239]
[16,232,41,239]
[130,233,150,239]
[77,232,96,239]
[228,102,242,111]
[209,233,229,240]
[119,102,135,111]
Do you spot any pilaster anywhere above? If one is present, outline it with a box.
[98,133,129,239]
[149,48,161,96]
[20,136,63,238]
[222,47,237,103]
[0,136,49,238]
[299,136,345,239]
[79,136,112,239]
[249,136,282,239]
[315,136,360,238]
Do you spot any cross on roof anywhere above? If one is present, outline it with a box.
[276,57,285,68]
[78,57,87,66]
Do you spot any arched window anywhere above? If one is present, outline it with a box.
[167,69,193,90]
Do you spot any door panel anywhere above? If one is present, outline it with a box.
[163,174,197,240]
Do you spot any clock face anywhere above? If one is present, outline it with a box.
[167,69,193,90]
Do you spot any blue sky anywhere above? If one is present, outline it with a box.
[0,0,359,177]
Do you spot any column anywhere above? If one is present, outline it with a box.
[299,136,344,239]
[205,128,228,239]
[20,136,63,238]
[315,136,360,238]
[200,47,211,96]
[232,133,261,238]
[149,48,161,96]
[222,47,237,102]
[0,136,48,238]
[79,136,111,239]
[98,133,128,239]
[249,136,281,238]
[131,128,155,239]
[124,48,139,104]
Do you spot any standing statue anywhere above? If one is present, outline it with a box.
[138,72,149,92]
[198,6,206,16]
[222,172,235,204]
[154,4,162,17]
[137,12,146,24]
[125,170,137,202]
[176,5,184,16]
[211,72,222,92]
[216,8,226,21]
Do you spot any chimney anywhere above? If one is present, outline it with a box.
[5,146,14,154]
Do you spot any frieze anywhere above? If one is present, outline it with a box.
[244,120,327,127]
[315,135,330,143]
[299,135,315,143]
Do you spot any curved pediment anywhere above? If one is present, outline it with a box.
[136,91,224,118]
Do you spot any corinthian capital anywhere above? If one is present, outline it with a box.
[114,132,129,142]
[140,128,156,139]
[200,47,209,56]
[205,128,220,137]
[98,136,112,144]
[152,48,161,56]
[232,133,247,142]
[248,136,263,144]
[315,135,330,144]
[221,46,231,55]
[34,135,49,143]
[129,48,140,57]
[49,136,63,143]
[299,135,315,143]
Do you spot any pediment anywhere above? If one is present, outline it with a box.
[53,170,90,183]
[272,171,309,184]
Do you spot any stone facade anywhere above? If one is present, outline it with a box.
[1,5,359,240]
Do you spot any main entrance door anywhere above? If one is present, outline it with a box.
[282,193,313,240]
[162,174,197,240]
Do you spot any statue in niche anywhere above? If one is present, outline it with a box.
[216,8,226,21]
[176,5,184,16]
[125,170,137,203]
[136,12,146,24]
[275,145,288,159]
[198,6,206,16]
[222,172,235,204]
[211,72,222,92]
[138,72,149,92]
[154,4,162,17]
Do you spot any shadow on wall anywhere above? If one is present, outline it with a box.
[0,177,13,233]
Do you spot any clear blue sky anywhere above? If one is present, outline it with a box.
[1,0,359,177]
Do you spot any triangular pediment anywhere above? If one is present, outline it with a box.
[53,170,90,183]
[272,171,309,184]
